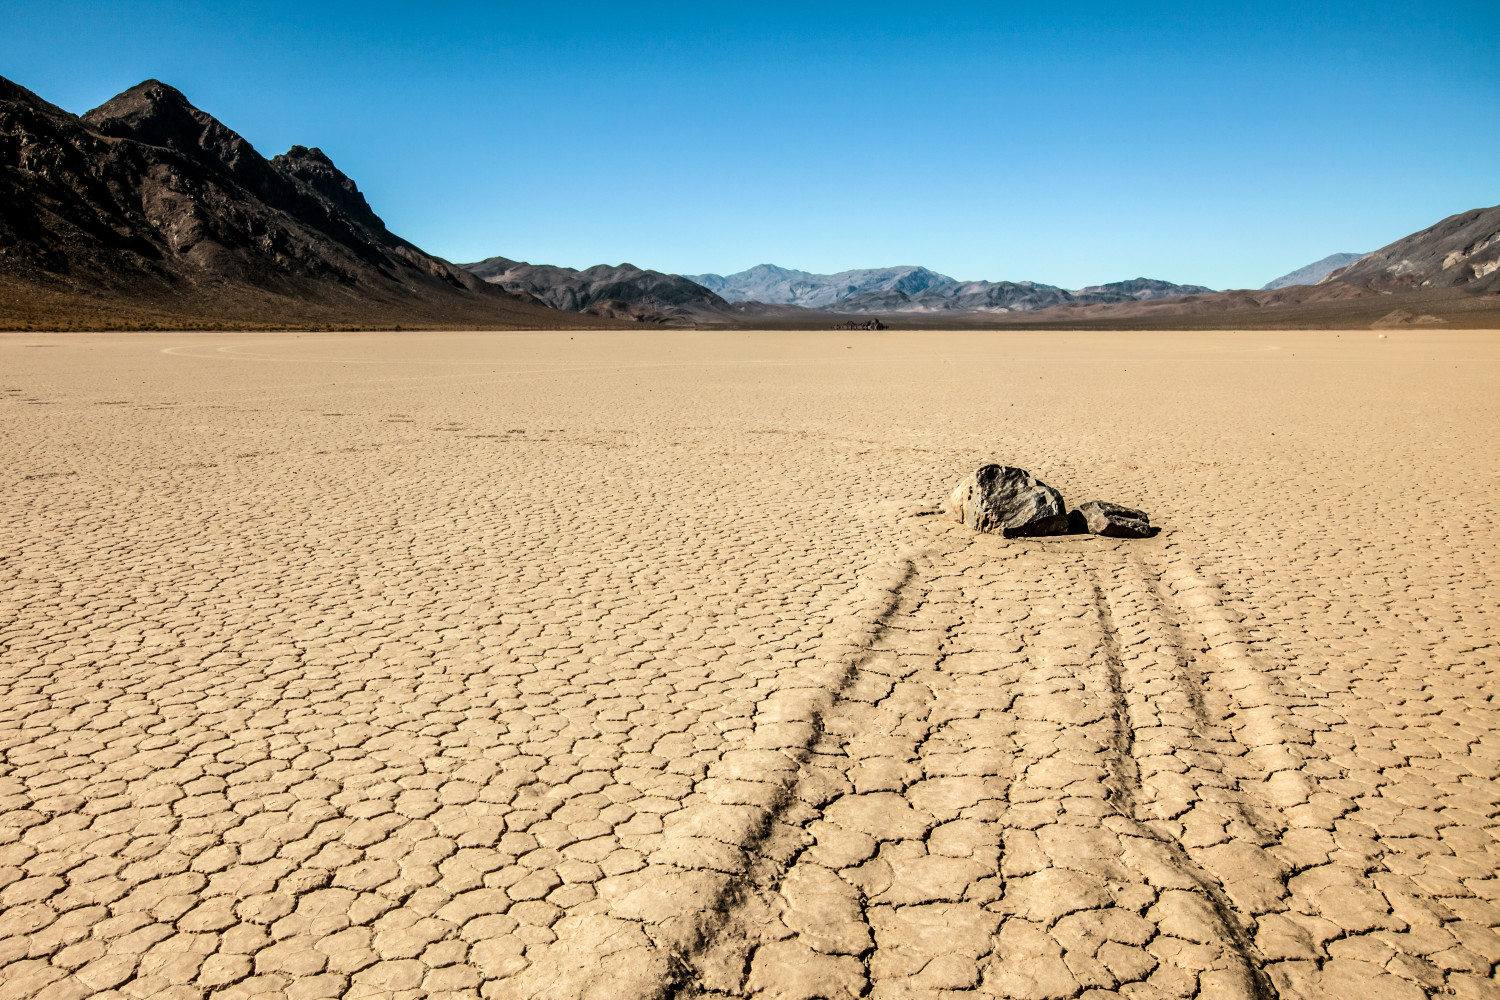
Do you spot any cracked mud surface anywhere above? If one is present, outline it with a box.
[1,329,1497,1000]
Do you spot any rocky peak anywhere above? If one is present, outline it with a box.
[272,144,386,234]
[0,76,66,116]
[82,79,280,197]
[85,80,230,154]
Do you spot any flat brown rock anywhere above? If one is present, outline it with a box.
[1070,498,1153,538]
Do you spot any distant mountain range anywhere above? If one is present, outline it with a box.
[682,265,1213,314]
[1262,253,1367,290]
[454,258,1215,319]
[833,276,1216,314]
[686,264,955,309]
[973,203,1500,328]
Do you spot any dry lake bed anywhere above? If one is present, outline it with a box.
[1,329,1497,1000]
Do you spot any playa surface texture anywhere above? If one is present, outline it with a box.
[1,329,1497,1000]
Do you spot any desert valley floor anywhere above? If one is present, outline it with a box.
[1,329,1497,1000]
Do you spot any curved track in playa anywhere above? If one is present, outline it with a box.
[1,330,1497,1000]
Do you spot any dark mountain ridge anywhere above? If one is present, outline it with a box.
[0,76,584,329]
[1322,204,1500,294]
[463,256,731,324]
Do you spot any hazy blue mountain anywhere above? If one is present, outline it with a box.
[1261,253,1367,290]
[685,264,956,308]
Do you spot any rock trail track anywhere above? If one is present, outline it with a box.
[633,527,1498,1000]
[1,331,1498,1000]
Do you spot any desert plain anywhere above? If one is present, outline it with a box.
[1,329,1497,1000]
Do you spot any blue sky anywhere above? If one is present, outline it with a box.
[5,1,1497,288]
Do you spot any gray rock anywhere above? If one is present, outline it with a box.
[947,465,1069,537]
[1071,500,1152,538]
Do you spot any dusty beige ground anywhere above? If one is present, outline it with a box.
[1,329,1497,1000]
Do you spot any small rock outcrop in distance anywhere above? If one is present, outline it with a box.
[579,298,671,323]
[1370,309,1448,328]
[1070,500,1152,538]
[834,318,886,330]
[947,465,1069,537]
